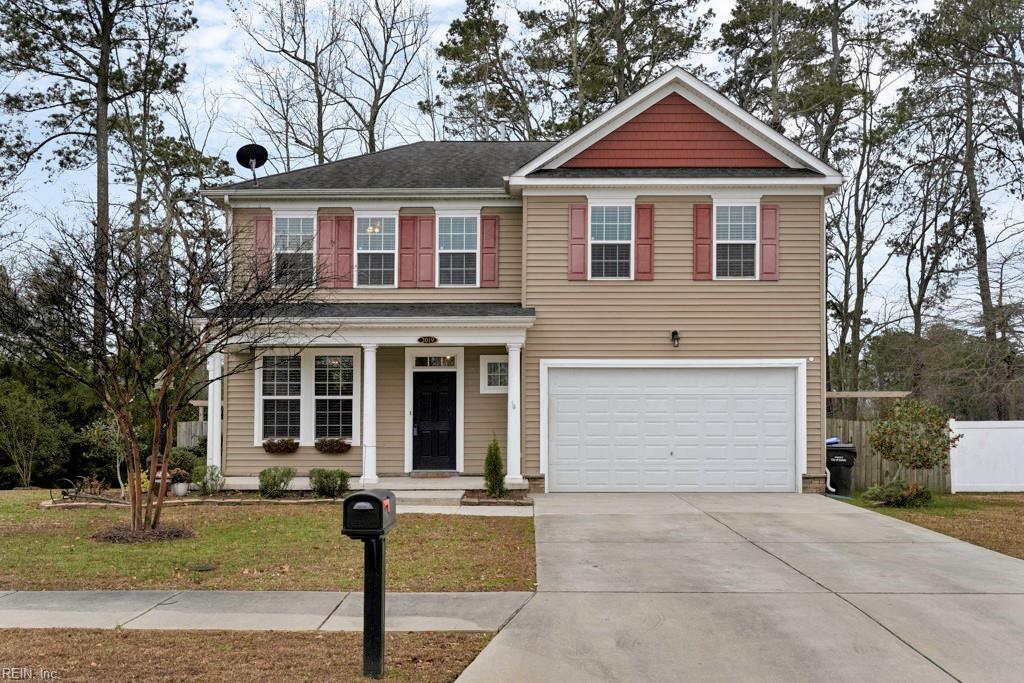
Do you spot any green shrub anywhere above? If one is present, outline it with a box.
[192,463,224,496]
[259,466,296,498]
[188,437,207,461]
[309,468,350,498]
[863,480,933,507]
[484,438,506,498]
[869,399,960,483]
[167,446,196,473]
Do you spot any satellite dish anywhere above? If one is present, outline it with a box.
[235,143,268,186]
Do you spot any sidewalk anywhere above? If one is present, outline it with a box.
[0,590,532,632]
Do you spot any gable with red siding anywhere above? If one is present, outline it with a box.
[561,93,785,168]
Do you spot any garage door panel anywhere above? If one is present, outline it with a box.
[548,366,797,492]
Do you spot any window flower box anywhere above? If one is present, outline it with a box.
[315,438,351,454]
[263,438,299,454]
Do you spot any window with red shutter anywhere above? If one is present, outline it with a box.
[635,204,654,280]
[693,204,713,280]
[567,204,587,280]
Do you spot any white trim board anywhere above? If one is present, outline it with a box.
[538,358,808,493]
[404,347,465,473]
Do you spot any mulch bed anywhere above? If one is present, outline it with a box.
[92,525,195,544]
[461,489,532,506]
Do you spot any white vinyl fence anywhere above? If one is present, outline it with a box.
[950,420,1024,493]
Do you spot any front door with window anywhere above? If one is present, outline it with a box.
[413,372,457,470]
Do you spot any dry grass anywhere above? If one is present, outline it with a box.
[0,490,535,592]
[854,492,1024,560]
[0,629,489,682]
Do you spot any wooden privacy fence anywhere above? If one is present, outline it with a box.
[176,420,207,449]
[825,418,951,493]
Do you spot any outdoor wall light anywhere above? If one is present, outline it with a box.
[671,330,680,348]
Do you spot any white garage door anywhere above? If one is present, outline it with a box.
[547,366,798,492]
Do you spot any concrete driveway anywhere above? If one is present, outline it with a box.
[459,493,1024,682]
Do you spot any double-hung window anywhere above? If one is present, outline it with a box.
[438,216,479,286]
[356,215,397,287]
[714,206,758,279]
[274,216,316,286]
[314,355,354,439]
[590,205,633,279]
[261,356,302,439]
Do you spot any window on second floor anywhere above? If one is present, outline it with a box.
[274,216,316,286]
[356,215,397,287]
[438,216,479,286]
[714,205,757,279]
[590,205,632,279]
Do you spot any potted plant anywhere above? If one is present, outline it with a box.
[314,437,351,454]
[262,437,299,454]
[168,468,191,496]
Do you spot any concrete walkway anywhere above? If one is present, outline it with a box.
[458,493,1024,683]
[0,590,532,632]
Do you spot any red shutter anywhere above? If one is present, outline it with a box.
[693,203,713,280]
[254,214,273,281]
[760,204,780,281]
[316,216,336,287]
[334,216,354,287]
[480,214,500,287]
[568,203,588,280]
[635,204,654,280]
[398,215,418,288]
[416,215,435,288]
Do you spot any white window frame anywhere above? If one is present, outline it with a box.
[313,354,358,441]
[712,204,760,281]
[254,348,362,447]
[436,212,481,288]
[587,201,635,281]
[272,211,317,287]
[353,212,399,288]
[479,354,509,394]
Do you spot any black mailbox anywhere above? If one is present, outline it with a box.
[343,490,397,539]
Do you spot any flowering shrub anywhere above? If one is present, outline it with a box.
[869,399,961,481]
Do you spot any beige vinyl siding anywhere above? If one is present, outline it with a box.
[521,194,826,478]
[222,346,508,477]
[231,206,522,303]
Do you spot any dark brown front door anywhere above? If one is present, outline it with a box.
[413,372,457,470]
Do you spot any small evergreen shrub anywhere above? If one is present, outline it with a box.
[869,399,960,482]
[309,468,350,498]
[259,466,296,498]
[863,480,933,507]
[191,464,224,496]
[484,438,506,498]
[188,437,207,460]
[262,438,299,454]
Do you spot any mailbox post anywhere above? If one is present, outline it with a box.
[342,490,397,679]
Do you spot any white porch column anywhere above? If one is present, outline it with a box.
[361,344,379,485]
[505,343,524,485]
[206,353,223,470]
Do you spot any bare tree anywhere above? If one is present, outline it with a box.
[338,0,430,152]
[231,0,351,166]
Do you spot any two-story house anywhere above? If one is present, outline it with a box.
[202,68,843,494]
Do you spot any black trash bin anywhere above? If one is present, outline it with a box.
[825,443,857,498]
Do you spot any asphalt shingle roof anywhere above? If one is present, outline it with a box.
[222,141,557,191]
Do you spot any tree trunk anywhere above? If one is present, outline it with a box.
[93,0,114,359]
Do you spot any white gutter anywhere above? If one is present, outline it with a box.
[200,186,511,200]
[507,175,846,189]
[193,315,536,329]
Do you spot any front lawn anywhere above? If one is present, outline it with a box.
[0,490,535,591]
[0,629,489,682]
[851,492,1024,560]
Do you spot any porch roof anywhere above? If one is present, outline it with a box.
[274,302,535,319]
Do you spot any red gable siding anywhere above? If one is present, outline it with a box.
[561,93,785,168]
